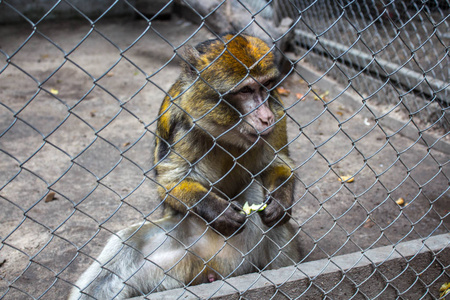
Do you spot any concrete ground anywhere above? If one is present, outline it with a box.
[0,17,448,299]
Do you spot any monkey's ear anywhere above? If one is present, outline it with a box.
[180,45,201,79]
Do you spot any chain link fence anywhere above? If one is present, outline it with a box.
[283,0,450,131]
[0,0,448,299]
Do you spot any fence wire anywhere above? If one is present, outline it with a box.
[0,0,449,299]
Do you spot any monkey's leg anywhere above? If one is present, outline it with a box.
[69,215,207,299]
[227,180,301,271]
[263,220,302,269]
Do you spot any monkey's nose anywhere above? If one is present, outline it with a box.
[257,119,275,136]
[256,107,274,125]
[260,114,275,127]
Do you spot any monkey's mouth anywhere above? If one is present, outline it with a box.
[246,129,272,143]
[235,124,274,144]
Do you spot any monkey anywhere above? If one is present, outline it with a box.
[154,33,295,236]
[69,34,301,299]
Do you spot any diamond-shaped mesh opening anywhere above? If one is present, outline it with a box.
[39,63,95,107]
[0,68,38,112]
[7,36,66,82]
[66,32,121,79]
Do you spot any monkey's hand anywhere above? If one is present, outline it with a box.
[259,197,291,227]
[260,164,295,227]
[196,200,246,236]
[161,180,246,236]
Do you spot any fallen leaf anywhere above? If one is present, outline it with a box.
[296,93,304,100]
[336,111,344,116]
[440,282,450,298]
[106,72,114,77]
[276,87,291,96]
[123,142,131,147]
[314,90,329,101]
[45,191,57,203]
[396,198,405,206]
[50,88,59,95]
[364,219,375,228]
[339,175,354,183]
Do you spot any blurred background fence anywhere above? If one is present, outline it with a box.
[284,0,449,130]
[0,0,448,299]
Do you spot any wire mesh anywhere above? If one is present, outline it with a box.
[0,0,448,299]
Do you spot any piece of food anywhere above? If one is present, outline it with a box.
[242,202,268,215]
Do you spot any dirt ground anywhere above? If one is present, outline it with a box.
[0,18,448,299]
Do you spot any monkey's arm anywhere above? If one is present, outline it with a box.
[158,179,246,236]
[259,110,295,227]
[260,162,295,227]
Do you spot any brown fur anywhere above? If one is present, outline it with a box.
[154,34,295,235]
[69,34,301,300]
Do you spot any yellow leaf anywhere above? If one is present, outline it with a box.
[50,88,59,95]
[440,282,450,298]
[339,175,354,183]
[314,90,329,101]
[396,198,405,206]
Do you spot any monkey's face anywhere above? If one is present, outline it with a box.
[218,77,278,147]
[180,34,283,148]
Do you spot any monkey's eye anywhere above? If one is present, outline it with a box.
[239,86,253,94]
[263,80,275,89]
